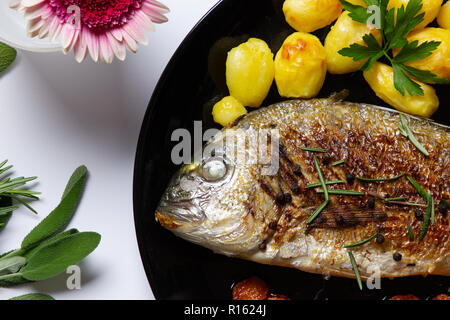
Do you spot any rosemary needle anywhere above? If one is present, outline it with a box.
[316,189,365,196]
[301,147,327,153]
[331,159,345,166]
[313,155,329,201]
[344,233,378,248]
[399,114,429,156]
[408,225,414,241]
[306,180,345,188]
[306,200,329,224]
[348,251,363,291]
[356,172,405,182]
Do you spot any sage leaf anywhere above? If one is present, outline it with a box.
[24,229,79,259]
[9,293,54,300]
[21,166,87,250]
[0,273,30,287]
[20,232,101,281]
[0,42,17,73]
[0,256,26,274]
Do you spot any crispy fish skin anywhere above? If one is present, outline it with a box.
[156,94,449,279]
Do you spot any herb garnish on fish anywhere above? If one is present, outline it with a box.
[399,114,429,156]
[344,232,378,248]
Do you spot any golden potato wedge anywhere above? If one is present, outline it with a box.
[401,27,450,81]
[363,62,439,117]
[388,0,443,31]
[283,0,343,33]
[325,11,382,74]
[212,96,248,126]
[226,38,275,108]
[438,1,450,29]
[275,32,327,98]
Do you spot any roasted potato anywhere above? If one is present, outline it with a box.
[275,32,327,98]
[283,0,343,33]
[325,11,382,74]
[388,0,443,31]
[212,96,247,126]
[389,294,420,300]
[401,28,450,81]
[226,38,275,108]
[438,1,450,29]
[363,62,439,117]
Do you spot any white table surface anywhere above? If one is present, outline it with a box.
[0,0,219,300]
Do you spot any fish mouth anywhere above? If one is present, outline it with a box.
[156,200,206,229]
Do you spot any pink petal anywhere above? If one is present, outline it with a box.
[9,0,21,9]
[85,30,99,62]
[99,34,114,64]
[23,2,47,20]
[26,18,44,37]
[122,31,138,53]
[142,2,168,24]
[145,0,170,14]
[135,10,155,31]
[73,35,88,63]
[124,19,148,45]
[22,0,45,8]
[60,23,77,49]
[106,32,126,61]
[110,28,123,42]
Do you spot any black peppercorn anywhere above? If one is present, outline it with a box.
[346,173,355,184]
[293,164,302,176]
[438,201,447,216]
[414,209,424,221]
[367,197,376,209]
[283,193,292,204]
[393,252,402,262]
[275,192,285,205]
[376,233,385,244]
[322,154,331,165]
[259,242,267,251]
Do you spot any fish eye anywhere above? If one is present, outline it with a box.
[201,158,227,182]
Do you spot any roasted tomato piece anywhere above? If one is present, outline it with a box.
[232,276,269,300]
[432,294,450,300]
[389,294,420,300]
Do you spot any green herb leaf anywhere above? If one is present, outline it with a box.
[406,176,428,200]
[344,232,378,248]
[356,172,405,182]
[23,229,79,259]
[418,191,432,241]
[306,200,329,224]
[21,166,87,250]
[9,293,55,300]
[393,63,423,96]
[393,40,440,64]
[408,225,414,241]
[313,155,329,201]
[348,250,363,290]
[331,159,345,166]
[306,180,345,188]
[300,147,327,153]
[384,197,405,201]
[339,0,372,24]
[399,115,429,156]
[0,256,26,274]
[20,232,100,281]
[316,189,365,196]
[0,43,17,73]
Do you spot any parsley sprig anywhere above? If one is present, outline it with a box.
[339,0,450,96]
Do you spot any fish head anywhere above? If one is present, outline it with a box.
[156,130,267,256]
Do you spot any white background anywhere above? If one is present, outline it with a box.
[0,0,219,300]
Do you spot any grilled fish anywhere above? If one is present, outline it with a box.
[156,93,449,279]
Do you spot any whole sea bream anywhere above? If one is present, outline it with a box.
[156,93,449,279]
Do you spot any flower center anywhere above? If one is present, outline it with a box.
[49,0,144,31]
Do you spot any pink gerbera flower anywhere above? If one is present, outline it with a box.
[10,0,169,63]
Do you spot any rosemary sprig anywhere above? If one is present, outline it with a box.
[331,159,345,166]
[419,191,433,241]
[306,180,345,188]
[348,250,363,291]
[301,147,327,153]
[399,114,429,156]
[0,160,40,214]
[306,200,329,224]
[406,176,428,200]
[384,197,405,201]
[316,189,365,196]
[408,225,414,241]
[313,156,329,201]
[356,172,405,182]
[344,233,378,248]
